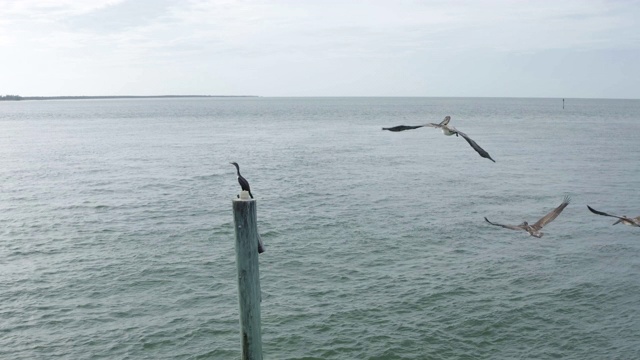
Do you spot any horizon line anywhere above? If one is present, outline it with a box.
[2,95,638,101]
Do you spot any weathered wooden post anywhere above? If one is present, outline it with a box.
[232,191,263,360]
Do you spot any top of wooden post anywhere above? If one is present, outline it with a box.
[233,190,254,201]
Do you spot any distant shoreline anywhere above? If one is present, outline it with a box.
[0,95,258,101]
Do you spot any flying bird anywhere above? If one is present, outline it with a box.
[426,116,495,162]
[587,205,640,227]
[382,116,495,162]
[484,196,571,238]
[230,161,253,199]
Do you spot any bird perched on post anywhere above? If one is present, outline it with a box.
[230,162,253,199]
[230,162,264,253]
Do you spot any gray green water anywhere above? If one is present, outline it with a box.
[1,97,639,359]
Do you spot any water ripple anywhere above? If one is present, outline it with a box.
[2,98,640,359]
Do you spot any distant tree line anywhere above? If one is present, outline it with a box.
[1,94,258,101]
[1,95,23,100]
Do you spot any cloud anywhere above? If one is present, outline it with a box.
[2,0,125,22]
[1,0,639,97]
[3,1,636,59]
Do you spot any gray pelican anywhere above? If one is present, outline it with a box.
[426,116,495,162]
[230,162,253,199]
[484,196,571,238]
[587,205,640,227]
[382,116,495,162]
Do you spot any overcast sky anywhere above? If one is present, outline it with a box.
[1,0,639,98]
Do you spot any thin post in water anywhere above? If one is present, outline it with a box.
[232,192,263,360]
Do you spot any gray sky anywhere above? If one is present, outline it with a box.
[2,0,639,98]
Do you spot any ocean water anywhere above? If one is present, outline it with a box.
[1,97,639,359]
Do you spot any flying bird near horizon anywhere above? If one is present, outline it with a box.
[484,196,571,238]
[426,116,495,162]
[587,205,640,227]
[230,161,253,199]
[382,116,495,162]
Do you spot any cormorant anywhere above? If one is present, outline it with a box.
[587,205,640,227]
[230,162,253,199]
[484,196,571,238]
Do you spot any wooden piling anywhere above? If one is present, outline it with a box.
[232,194,263,360]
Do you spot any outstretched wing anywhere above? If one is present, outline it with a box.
[382,124,426,132]
[425,115,451,128]
[531,196,570,231]
[587,205,640,226]
[484,217,525,231]
[587,205,626,220]
[454,130,496,162]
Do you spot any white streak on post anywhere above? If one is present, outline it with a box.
[232,195,263,360]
